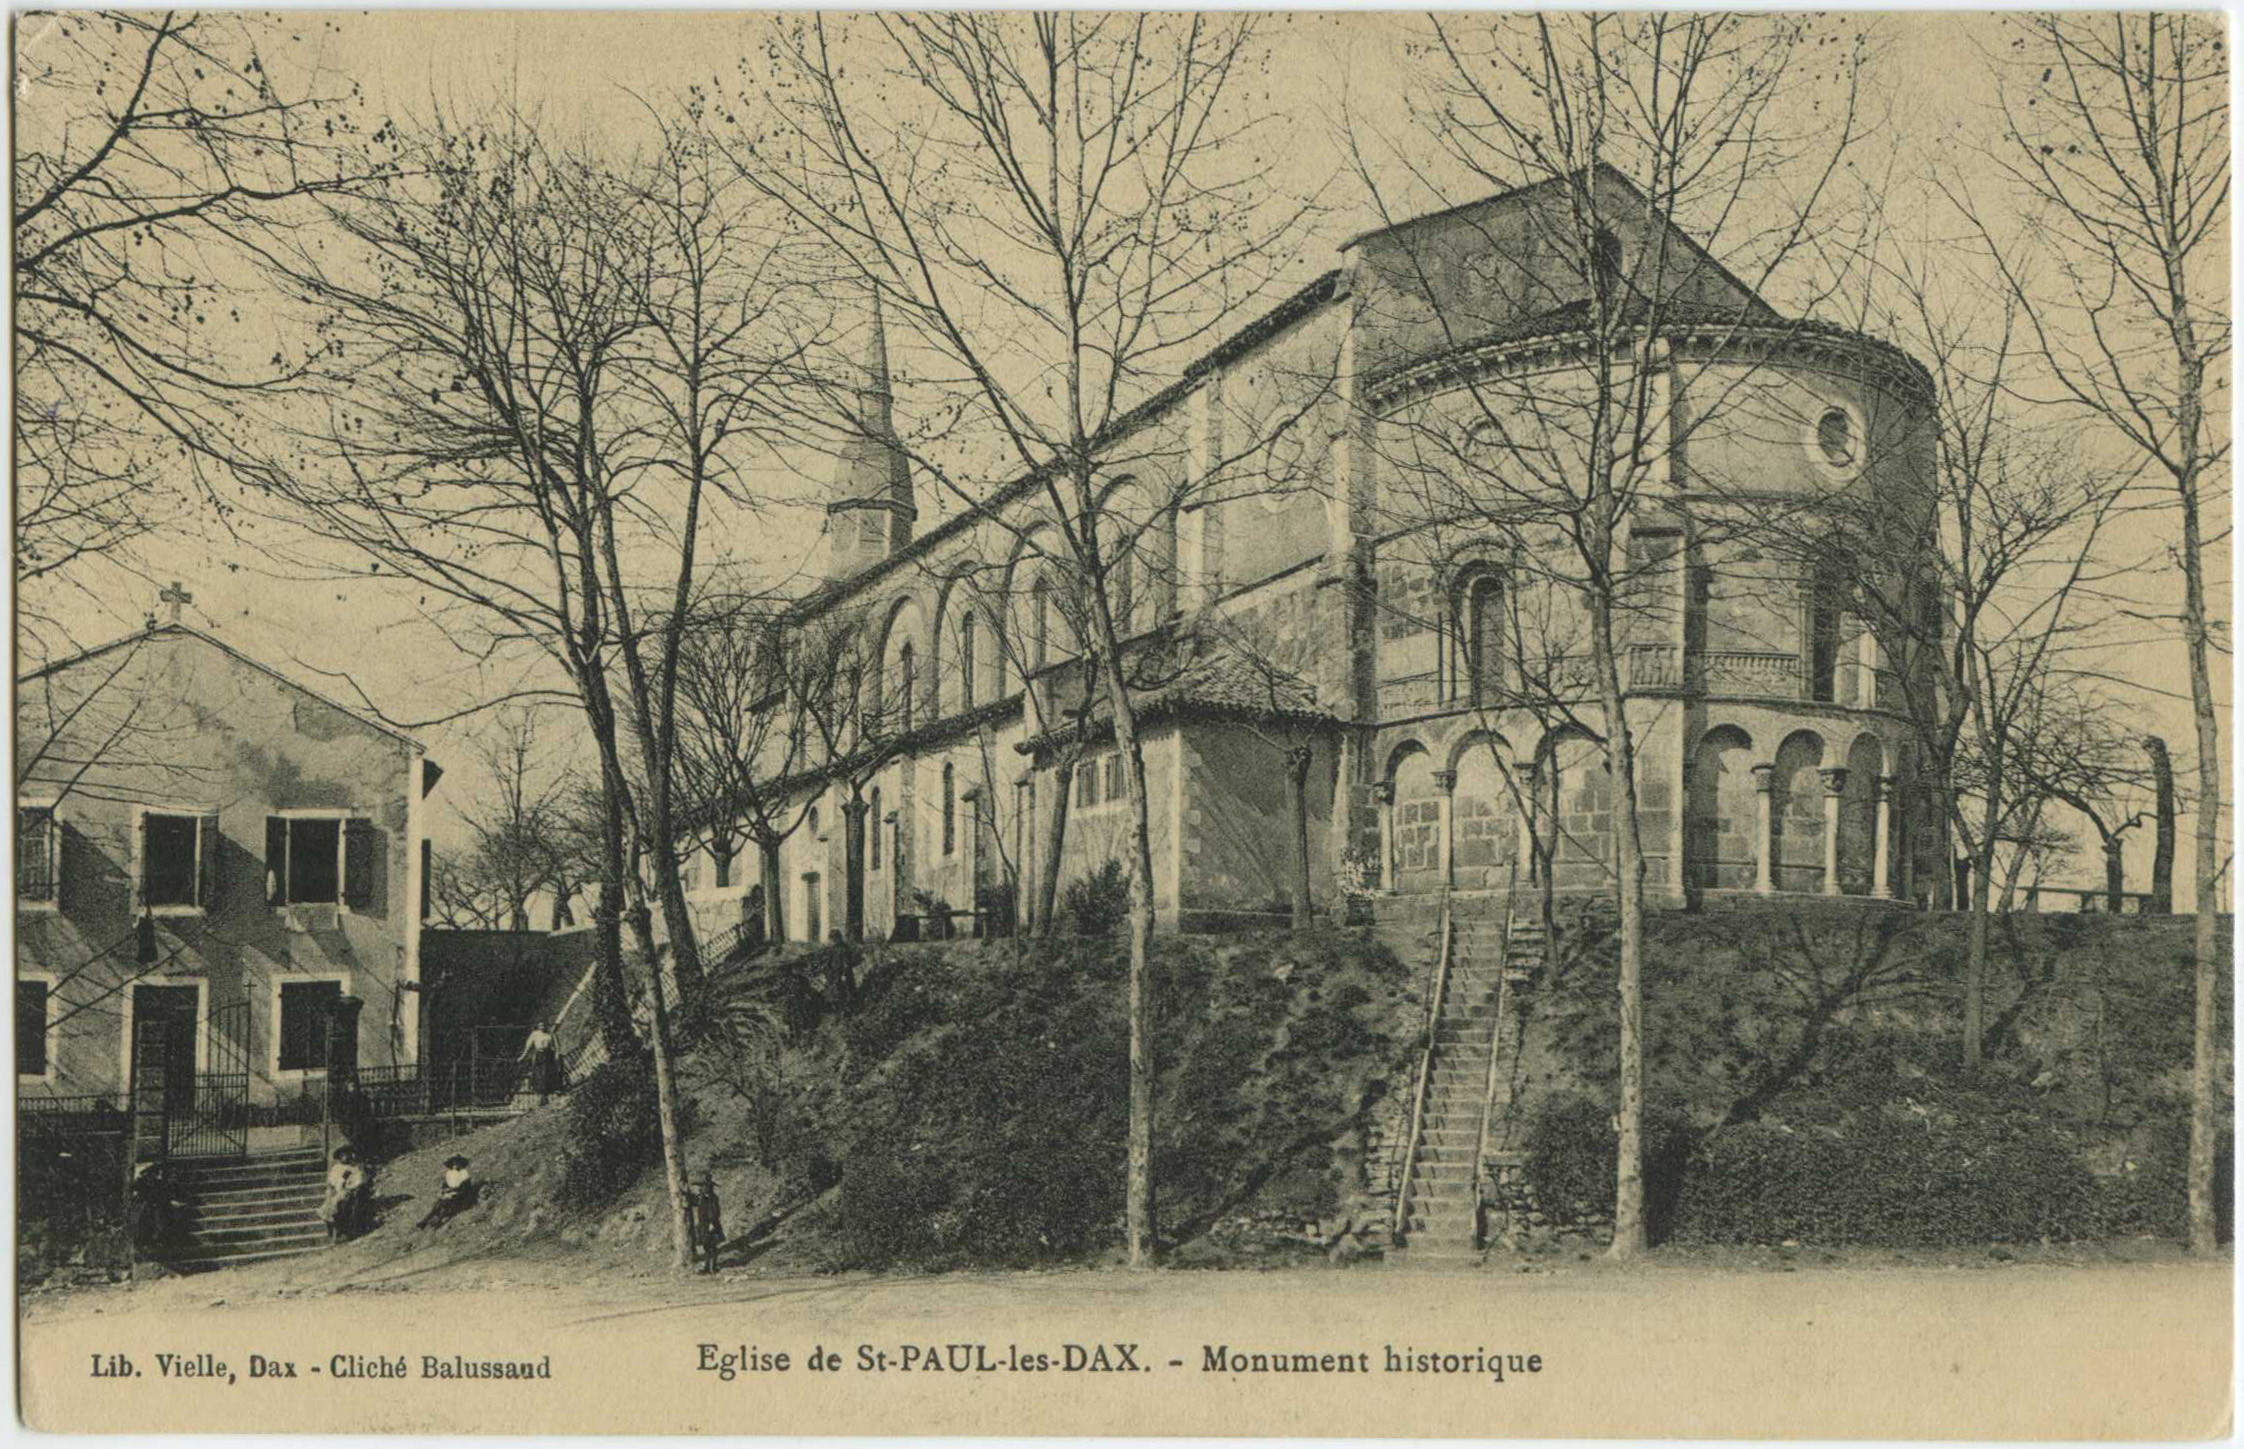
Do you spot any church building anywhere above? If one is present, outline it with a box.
[706,168,1947,940]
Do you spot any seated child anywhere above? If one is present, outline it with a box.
[417,1155,479,1230]
[320,1146,374,1243]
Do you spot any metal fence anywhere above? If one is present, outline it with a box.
[19,1092,132,1139]
[278,1055,566,1127]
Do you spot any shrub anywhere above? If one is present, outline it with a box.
[1669,1109,2114,1247]
[1063,859,1131,937]
[1520,1093,1695,1238]
[558,1048,693,1207]
[18,1133,131,1282]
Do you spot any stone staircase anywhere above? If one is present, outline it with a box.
[1391,904,1512,1264]
[163,1147,330,1272]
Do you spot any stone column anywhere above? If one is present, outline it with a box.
[1872,775,1895,899]
[1373,781,1397,893]
[1897,784,1917,903]
[1751,763,1775,895]
[885,811,905,933]
[960,784,983,932]
[1820,766,1849,896]
[1434,769,1457,888]
[1015,774,1036,931]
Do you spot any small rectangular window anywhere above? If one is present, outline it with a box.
[18,805,58,905]
[1103,753,1126,801]
[16,979,50,1077]
[268,815,354,907]
[144,813,202,908]
[277,979,344,1072]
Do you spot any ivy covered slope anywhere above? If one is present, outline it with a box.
[1512,909,2234,1248]
[511,926,1423,1273]
[793,929,1420,1269]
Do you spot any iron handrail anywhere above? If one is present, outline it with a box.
[1391,897,1453,1243]
[1469,858,1521,1248]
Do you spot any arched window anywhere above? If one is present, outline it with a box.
[869,787,883,871]
[1466,573,1505,702]
[1157,505,1181,622]
[1031,576,1051,670]
[1809,558,1847,703]
[941,763,957,856]
[897,641,916,733]
[959,612,979,710]
[1591,227,1623,301]
[807,805,821,840]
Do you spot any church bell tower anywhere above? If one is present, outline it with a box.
[819,293,917,582]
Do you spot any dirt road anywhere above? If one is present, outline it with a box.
[21,1255,2230,1436]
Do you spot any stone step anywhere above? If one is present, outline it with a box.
[180,1218,327,1249]
[188,1183,327,1210]
[169,1157,325,1184]
[183,1202,326,1231]
[171,1159,326,1191]
[163,1239,327,1271]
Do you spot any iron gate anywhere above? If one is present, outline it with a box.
[170,1001,251,1159]
[127,1015,172,1163]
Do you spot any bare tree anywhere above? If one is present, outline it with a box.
[1371,12,1872,1257]
[1981,12,2229,1253]
[738,12,1325,1266]
[260,109,808,1270]
[13,11,372,653]
[674,595,803,944]
[453,709,571,932]
[1819,266,2122,1068]
[2012,684,2174,912]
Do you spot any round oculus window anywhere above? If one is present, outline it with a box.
[1816,407,1857,469]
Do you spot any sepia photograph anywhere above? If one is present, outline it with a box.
[10,7,2234,1437]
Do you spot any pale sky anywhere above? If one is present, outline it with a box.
[12,10,2231,902]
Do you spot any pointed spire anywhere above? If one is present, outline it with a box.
[821,288,917,581]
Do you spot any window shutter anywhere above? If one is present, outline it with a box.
[265,816,288,905]
[197,810,221,912]
[129,806,148,914]
[344,817,378,913]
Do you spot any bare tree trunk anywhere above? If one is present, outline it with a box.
[2147,735,2177,915]
[1593,607,1649,1260]
[1100,673,1158,1271]
[623,895,693,1272]
[759,835,786,943]
[1286,743,1314,932]
[1035,745,1080,938]
[591,790,639,1064]
[1963,780,1999,1070]
[2102,833,2126,914]
[2177,464,2223,1255]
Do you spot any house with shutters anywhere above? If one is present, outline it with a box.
[15,615,439,1107]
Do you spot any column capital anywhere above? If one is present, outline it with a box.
[1371,780,1396,806]
[1433,769,1458,793]
[1819,765,1850,796]
[1750,762,1775,792]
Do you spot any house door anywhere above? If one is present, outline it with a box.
[131,985,198,1112]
